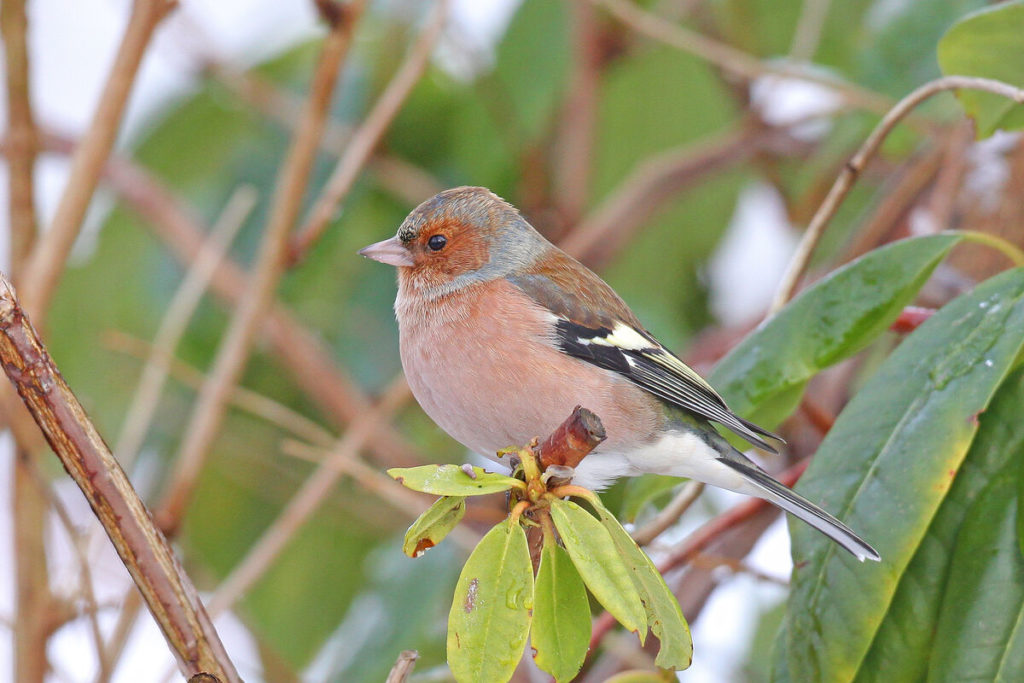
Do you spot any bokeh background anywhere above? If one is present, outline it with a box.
[2,0,1023,681]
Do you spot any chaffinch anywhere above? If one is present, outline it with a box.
[360,186,879,562]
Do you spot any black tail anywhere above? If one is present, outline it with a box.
[717,456,880,562]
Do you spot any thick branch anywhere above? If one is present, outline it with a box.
[0,275,239,682]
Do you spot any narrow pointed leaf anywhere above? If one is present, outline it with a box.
[784,267,1024,682]
[928,467,1024,681]
[549,499,647,639]
[388,464,521,496]
[711,234,962,425]
[402,496,466,558]
[587,497,692,670]
[532,541,591,682]
[447,518,534,683]
[857,366,1024,681]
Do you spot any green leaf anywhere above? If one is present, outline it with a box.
[587,498,693,670]
[855,365,1024,681]
[447,519,534,683]
[928,467,1024,681]
[549,499,647,639]
[783,267,1024,682]
[603,671,675,683]
[938,1,1024,137]
[711,234,962,424]
[388,465,522,496]
[402,496,466,558]
[532,541,591,682]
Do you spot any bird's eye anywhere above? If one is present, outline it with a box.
[427,234,447,251]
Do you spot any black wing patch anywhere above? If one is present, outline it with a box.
[555,319,781,453]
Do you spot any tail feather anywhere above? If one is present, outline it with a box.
[717,456,880,562]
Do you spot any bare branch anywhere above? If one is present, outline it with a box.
[2,0,40,277]
[290,0,450,262]
[114,186,256,469]
[0,275,239,682]
[536,405,606,470]
[21,0,175,323]
[154,15,366,534]
[630,481,704,546]
[592,0,894,115]
[770,75,1024,312]
[386,651,420,683]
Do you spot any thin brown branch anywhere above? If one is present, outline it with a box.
[207,377,423,617]
[589,459,809,653]
[21,0,175,324]
[553,0,601,226]
[536,405,606,469]
[2,0,40,277]
[11,447,51,683]
[788,0,831,62]
[630,481,704,546]
[154,17,365,534]
[94,591,142,683]
[114,186,256,469]
[770,75,1024,312]
[107,331,336,449]
[386,650,420,683]
[592,0,894,115]
[560,125,767,269]
[289,0,450,263]
[0,275,239,682]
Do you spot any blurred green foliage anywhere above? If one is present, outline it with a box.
[38,0,1024,679]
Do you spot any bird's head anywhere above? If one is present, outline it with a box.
[358,186,550,297]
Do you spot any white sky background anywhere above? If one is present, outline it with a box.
[0,0,801,680]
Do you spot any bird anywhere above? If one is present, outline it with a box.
[359,186,879,562]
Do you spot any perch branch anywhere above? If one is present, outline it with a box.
[385,650,419,683]
[770,75,1024,313]
[0,275,239,682]
[535,405,606,470]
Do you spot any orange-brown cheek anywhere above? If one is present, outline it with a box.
[441,237,489,275]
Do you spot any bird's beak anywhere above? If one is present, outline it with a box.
[358,236,414,267]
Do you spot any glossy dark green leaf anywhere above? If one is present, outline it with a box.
[447,519,534,683]
[784,267,1024,682]
[549,499,647,639]
[587,498,692,670]
[928,468,1024,681]
[388,464,522,496]
[532,541,591,682]
[711,234,962,425]
[855,365,1024,681]
[938,1,1024,137]
[402,496,466,558]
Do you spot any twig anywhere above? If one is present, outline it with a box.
[592,0,894,115]
[206,377,420,617]
[106,331,336,449]
[788,0,831,62]
[553,0,600,226]
[20,0,174,324]
[536,405,606,469]
[94,590,142,683]
[0,275,239,681]
[154,14,361,534]
[630,481,704,546]
[2,0,39,277]
[560,126,774,268]
[770,75,1024,313]
[28,130,423,466]
[386,650,420,683]
[289,0,450,263]
[113,186,256,469]
[588,459,809,652]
